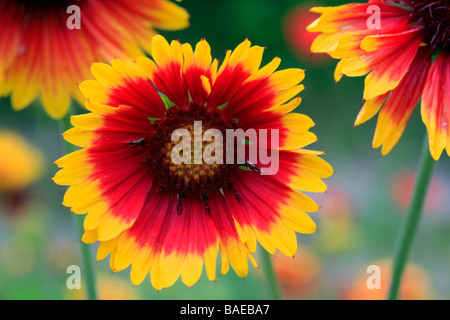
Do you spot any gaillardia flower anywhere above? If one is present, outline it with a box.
[0,0,189,119]
[53,35,333,290]
[308,0,450,160]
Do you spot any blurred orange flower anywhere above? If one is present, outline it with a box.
[315,186,362,253]
[390,169,446,214]
[67,274,140,300]
[343,260,434,300]
[272,246,322,299]
[283,2,328,64]
[0,129,43,194]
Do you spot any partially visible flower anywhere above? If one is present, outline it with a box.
[308,0,450,160]
[54,35,333,290]
[343,260,434,300]
[0,0,189,119]
[283,2,329,64]
[390,169,446,213]
[0,130,43,194]
[272,246,322,299]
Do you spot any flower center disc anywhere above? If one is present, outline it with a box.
[145,106,242,208]
[408,0,450,50]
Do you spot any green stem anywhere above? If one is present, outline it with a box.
[60,113,98,300]
[388,136,435,300]
[261,250,281,300]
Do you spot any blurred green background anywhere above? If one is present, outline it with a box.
[0,0,449,300]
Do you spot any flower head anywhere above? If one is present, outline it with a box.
[54,35,333,290]
[0,0,189,119]
[308,0,450,160]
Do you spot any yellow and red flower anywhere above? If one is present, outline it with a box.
[308,0,450,160]
[0,0,189,119]
[53,35,333,290]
